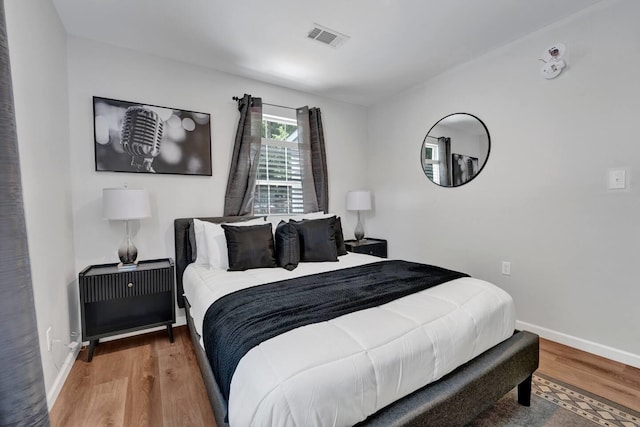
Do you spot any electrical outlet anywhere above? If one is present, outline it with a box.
[46,327,52,351]
[501,261,511,276]
[608,169,626,190]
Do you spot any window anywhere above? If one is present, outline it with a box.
[423,142,440,185]
[254,113,304,215]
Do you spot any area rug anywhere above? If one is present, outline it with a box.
[469,373,640,426]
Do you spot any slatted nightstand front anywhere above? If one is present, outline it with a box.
[79,258,175,361]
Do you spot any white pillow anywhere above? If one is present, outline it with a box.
[192,218,209,266]
[266,212,334,223]
[202,218,266,270]
[265,212,334,234]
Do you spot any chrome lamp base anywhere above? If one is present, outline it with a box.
[117,220,139,267]
[354,211,365,241]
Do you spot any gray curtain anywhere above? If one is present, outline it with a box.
[0,2,50,426]
[296,106,329,213]
[223,94,263,216]
[438,136,452,186]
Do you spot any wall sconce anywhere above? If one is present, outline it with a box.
[540,43,566,79]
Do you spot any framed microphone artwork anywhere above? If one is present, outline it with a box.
[93,96,212,176]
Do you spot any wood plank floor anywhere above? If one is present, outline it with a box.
[537,337,640,413]
[50,327,640,426]
[49,326,215,427]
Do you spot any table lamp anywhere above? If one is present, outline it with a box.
[103,187,151,267]
[346,190,371,241]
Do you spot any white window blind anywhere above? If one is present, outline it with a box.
[254,111,305,215]
[423,142,440,185]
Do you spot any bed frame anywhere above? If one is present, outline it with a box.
[174,217,539,426]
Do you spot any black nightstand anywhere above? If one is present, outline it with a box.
[344,238,388,258]
[79,258,175,362]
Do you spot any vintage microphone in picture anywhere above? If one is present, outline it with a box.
[121,106,164,173]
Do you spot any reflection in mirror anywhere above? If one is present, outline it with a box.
[421,113,490,187]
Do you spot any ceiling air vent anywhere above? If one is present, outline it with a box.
[307,24,350,48]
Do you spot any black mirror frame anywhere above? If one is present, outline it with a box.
[420,112,491,188]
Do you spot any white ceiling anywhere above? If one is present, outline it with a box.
[51,0,602,106]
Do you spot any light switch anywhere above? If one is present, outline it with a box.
[608,169,626,190]
[501,261,511,276]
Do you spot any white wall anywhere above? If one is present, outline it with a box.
[367,0,640,363]
[66,37,368,314]
[5,0,77,404]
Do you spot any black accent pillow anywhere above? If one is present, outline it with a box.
[275,221,300,270]
[333,217,347,256]
[291,217,338,262]
[221,223,276,271]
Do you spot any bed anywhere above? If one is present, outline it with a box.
[174,216,539,426]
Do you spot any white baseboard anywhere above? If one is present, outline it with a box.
[96,316,187,343]
[46,316,188,410]
[46,340,81,410]
[516,320,640,369]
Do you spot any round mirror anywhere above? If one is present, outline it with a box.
[421,113,490,187]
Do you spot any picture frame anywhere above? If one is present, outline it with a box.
[451,153,479,186]
[93,96,212,176]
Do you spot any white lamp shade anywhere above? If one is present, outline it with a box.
[103,188,151,220]
[346,190,371,211]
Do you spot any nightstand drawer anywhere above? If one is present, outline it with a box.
[360,246,386,257]
[81,268,173,303]
[344,238,387,258]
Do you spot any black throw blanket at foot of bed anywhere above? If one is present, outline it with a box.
[203,260,468,400]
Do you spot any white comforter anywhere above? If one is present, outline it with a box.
[183,254,515,426]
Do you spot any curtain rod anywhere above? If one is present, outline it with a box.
[232,96,297,110]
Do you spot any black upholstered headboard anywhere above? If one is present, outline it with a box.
[173,216,258,308]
